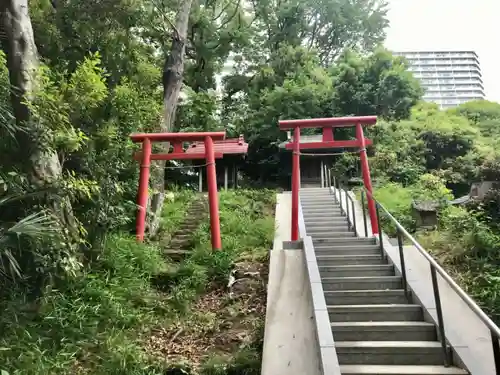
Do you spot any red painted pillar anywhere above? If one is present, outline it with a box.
[291,126,301,241]
[204,136,222,250]
[356,123,379,235]
[136,137,152,241]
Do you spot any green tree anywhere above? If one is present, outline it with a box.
[249,0,388,64]
[329,48,423,120]
[30,0,156,86]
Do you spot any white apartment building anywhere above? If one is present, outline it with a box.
[393,50,485,109]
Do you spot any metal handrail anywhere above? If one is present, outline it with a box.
[331,177,357,236]
[356,184,500,371]
[364,187,500,336]
[328,169,500,372]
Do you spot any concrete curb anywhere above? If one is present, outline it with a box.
[299,199,342,375]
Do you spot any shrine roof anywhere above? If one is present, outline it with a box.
[186,135,248,156]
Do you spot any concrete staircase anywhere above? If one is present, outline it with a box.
[300,188,468,375]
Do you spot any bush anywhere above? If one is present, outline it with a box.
[371,174,453,236]
[0,235,170,375]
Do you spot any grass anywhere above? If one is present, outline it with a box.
[147,189,275,373]
[0,188,276,375]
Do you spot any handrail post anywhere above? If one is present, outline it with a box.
[490,330,500,374]
[397,229,410,301]
[290,126,301,241]
[351,197,357,235]
[339,184,344,214]
[430,265,451,367]
[375,202,384,259]
[345,188,349,219]
[361,190,368,237]
[346,190,351,230]
[332,175,337,201]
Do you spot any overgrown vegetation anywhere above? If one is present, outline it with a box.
[0,190,275,375]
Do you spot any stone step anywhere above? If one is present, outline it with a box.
[302,206,342,211]
[324,290,410,305]
[300,190,331,194]
[163,249,190,260]
[186,210,206,215]
[170,239,191,248]
[301,203,339,208]
[319,264,394,277]
[303,213,345,219]
[306,223,349,230]
[316,254,386,266]
[300,197,334,201]
[301,197,338,201]
[307,226,352,234]
[174,229,198,235]
[314,245,380,256]
[328,304,423,322]
[302,203,341,208]
[300,197,333,200]
[314,237,376,245]
[321,276,402,291]
[306,218,348,225]
[335,341,446,366]
[339,365,468,375]
[331,321,437,342]
[310,232,357,239]
[172,234,191,240]
[177,223,200,229]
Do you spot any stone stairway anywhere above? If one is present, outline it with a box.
[300,188,468,375]
[163,195,208,260]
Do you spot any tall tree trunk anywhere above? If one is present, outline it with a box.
[0,0,75,229]
[148,0,194,236]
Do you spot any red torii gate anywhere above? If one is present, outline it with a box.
[279,116,379,241]
[130,131,226,250]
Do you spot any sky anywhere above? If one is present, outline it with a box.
[385,0,499,103]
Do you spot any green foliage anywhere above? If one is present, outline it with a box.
[201,349,261,375]
[226,44,421,184]
[176,88,221,132]
[249,0,388,65]
[330,48,423,120]
[157,188,196,243]
[0,189,275,374]
[418,205,500,322]
[167,189,275,311]
[30,0,157,86]
[0,235,169,375]
[372,174,452,235]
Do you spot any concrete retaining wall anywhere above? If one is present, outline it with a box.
[261,192,341,375]
[261,193,321,375]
